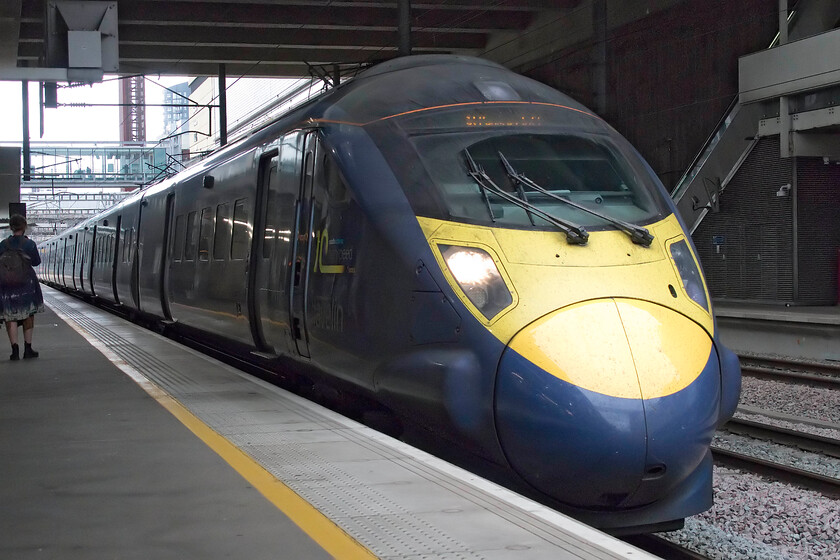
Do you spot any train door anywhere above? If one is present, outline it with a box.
[289,132,318,358]
[71,233,80,290]
[160,193,175,320]
[78,230,88,293]
[249,150,279,353]
[112,215,122,304]
[252,132,304,356]
[131,204,143,308]
[88,225,97,297]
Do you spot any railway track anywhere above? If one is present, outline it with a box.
[711,442,840,498]
[622,534,711,560]
[738,354,840,389]
[724,415,840,458]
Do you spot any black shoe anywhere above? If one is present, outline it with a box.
[10,344,19,361]
[23,344,38,359]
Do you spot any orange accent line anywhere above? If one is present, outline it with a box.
[306,101,601,128]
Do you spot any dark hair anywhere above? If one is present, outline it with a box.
[9,214,27,233]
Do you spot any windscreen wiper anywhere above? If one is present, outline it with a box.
[499,151,654,247]
[465,150,588,245]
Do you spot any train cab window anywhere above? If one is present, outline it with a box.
[198,207,212,261]
[184,211,198,260]
[213,203,232,260]
[172,214,185,262]
[231,198,251,260]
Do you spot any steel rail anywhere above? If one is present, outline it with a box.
[622,534,710,560]
[738,355,840,389]
[711,447,840,498]
[724,417,840,459]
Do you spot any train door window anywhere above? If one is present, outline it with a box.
[124,229,133,262]
[184,210,198,260]
[198,207,212,261]
[231,198,251,260]
[262,164,278,259]
[128,228,135,262]
[213,203,232,260]
[172,214,185,262]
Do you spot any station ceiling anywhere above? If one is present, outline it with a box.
[2,0,582,80]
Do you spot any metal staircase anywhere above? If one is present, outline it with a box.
[671,0,840,233]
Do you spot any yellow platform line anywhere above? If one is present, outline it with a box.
[49,300,377,560]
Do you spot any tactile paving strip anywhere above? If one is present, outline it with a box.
[45,291,486,559]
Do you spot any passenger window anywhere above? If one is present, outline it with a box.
[173,214,185,262]
[323,153,349,204]
[213,203,232,260]
[198,207,212,261]
[231,198,251,260]
[184,211,198,260]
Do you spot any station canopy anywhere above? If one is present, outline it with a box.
[0,0,581,81]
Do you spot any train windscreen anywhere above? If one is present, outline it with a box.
[375,104,668,229]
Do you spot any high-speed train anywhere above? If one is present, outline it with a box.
[39,55,740,533]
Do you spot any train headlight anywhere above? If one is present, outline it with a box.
[440,245,513,320]
[670,240,709,311]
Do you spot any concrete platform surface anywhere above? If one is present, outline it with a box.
[1,287,657,559]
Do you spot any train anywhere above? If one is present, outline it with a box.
[38,55,741,534]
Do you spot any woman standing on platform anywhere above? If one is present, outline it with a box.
[0,214,44,360]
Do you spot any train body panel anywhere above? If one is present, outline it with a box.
[166,150,258,346]
[38,55,740,533]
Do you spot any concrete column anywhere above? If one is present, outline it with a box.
[398,0,412,57]
[778,1,790,157]
[22,81,30,181]
[219,64,228,147]
[592,0,607,115]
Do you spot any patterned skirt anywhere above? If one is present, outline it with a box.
[0,275,44,322]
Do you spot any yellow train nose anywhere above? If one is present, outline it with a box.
[494,298,718,507]
[509,298,711,399]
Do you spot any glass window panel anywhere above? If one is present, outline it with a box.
[198,207,212,261]
[213,203,232,260]
[231,198,251,260]
[184,211,198,260]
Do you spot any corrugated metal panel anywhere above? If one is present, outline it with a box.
[796,158,840,304]
[693,136,794,301]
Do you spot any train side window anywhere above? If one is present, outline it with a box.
[198,207,212,261]
[322,152,349,205]
[213,203,232,260]
[184,211,198,261]
[172,214,185,262]
[231,198,251,260]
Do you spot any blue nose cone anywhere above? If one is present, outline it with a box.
[495,347,648,507]
[493,299,721,509]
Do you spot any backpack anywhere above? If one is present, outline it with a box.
[0,247,29,289]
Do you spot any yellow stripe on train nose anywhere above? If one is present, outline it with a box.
[508,299,711,399]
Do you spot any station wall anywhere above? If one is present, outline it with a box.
[522,0,778,191]
[694,136,840,306]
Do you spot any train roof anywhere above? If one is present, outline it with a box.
[318,55,596,125]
